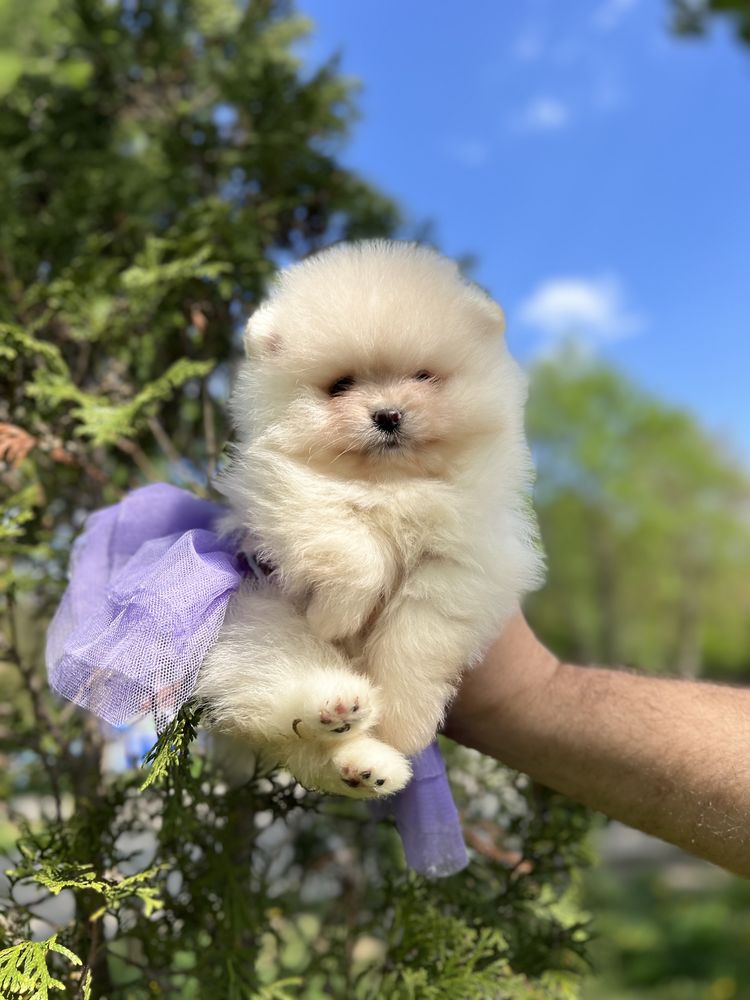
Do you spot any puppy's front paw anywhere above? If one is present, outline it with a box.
[289,670,380,742]
[331,737,411,799]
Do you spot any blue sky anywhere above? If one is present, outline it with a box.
[298,0,750,460]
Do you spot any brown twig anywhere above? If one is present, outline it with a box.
[147,415,184,470]
[115,437,161,480]
[0,423,37,467]
[79,908,114,998]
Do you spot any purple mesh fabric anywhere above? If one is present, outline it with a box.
[46,483,468,876]
[46,484,242,730]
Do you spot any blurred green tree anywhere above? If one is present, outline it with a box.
[526,347,750,679]
[582,863,750,999]
[671,0,750,46]
[0,2,590,997]
[561,14,750,999]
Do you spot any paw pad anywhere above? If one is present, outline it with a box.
[317,696,366,735]
[339,762,388,794]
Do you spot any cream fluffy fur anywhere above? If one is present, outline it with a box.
[195,241,544,799]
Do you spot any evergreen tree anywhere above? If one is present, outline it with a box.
[671,0,750,46]
[0,2,590,997]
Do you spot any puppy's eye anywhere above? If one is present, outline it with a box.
[328,376,355,396]
[414,370,436,382]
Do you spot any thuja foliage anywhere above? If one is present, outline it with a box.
[0,1,592,996]
[2,706,591,998]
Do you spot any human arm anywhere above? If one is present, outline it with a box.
[445,613,750,879]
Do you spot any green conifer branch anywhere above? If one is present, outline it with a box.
[140,703,204,791]
[0,934,82,1000]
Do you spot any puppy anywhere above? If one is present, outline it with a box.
[195,241,543,798]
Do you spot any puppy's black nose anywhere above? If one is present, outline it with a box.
[372,408,403,434]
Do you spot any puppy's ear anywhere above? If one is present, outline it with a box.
[481,297,507,336]
[243,303,283,359]
[463,282,506,337]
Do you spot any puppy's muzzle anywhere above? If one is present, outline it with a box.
[372,408,403,435]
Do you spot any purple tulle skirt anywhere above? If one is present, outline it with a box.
[46,483,468,877]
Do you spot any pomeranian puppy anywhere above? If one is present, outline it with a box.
[195,241,543,798]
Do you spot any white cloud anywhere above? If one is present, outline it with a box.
[592,0,639,32]
[517,275,643,343]
[444,138,491,168]
[515,97,571,133]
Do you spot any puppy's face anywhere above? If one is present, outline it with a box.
[236,242,524,479]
